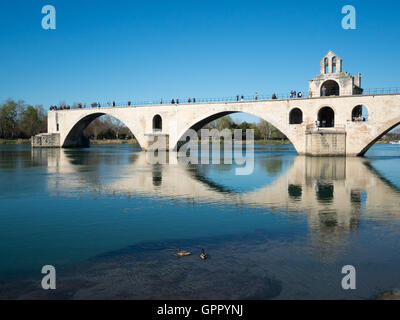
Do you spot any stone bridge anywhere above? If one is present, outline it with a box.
[32,51,400,156]
[35,93,400,156]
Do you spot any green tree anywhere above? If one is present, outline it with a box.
[20,105,41,137]
[256,120,288,141]
[0,100,18,138]
[216,116,234,131]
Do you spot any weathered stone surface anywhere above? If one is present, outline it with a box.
[31,133,60,148]
[310,51,362,97]
[306,130,346,156]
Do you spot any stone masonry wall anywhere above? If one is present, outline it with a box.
[31,133,60,148]
[306,131,346,156]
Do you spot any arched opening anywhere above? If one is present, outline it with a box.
[153,114,162,132]
[321,80,339,96]
[174,111,294,152]
[289,108,303,124]
[63,113,139,148]
[352,105,368,122]
[288,184,302,199]
[332,57,337,73]
[318,107,335,128]
[324,58,328,74]
[316,183,334,203]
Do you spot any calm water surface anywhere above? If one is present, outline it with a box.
[1,143,400,299]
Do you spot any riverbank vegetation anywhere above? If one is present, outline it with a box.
[0,99,47,139]
[212,116,288,142]
[90,139,138,144]
[377,132,400,143]
[0,139,31,144]
[84,117,133,140]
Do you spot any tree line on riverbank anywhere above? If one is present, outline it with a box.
[0,100,47,139]
[212,116,288,141]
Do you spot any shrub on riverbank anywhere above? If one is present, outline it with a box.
[0,139,30,144]
[90,139,138,145]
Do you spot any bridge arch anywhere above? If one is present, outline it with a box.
[172,108,299,152]
[61,111,144,149]
[358,115,400,156]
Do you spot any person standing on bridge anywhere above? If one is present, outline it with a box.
[255,92,259,100]
[322,86,327,96]
[193,98,196,103]
[112,101,116,107]
[236,95,239,102]
[171,98,175,104]
[272,93,277,100]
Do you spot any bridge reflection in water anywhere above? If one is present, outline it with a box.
[22,147,400,299]
[32,148,400,245]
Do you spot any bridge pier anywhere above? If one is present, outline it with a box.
[31,133,61,148]
[305,128,346,156]
[143,133,170,151]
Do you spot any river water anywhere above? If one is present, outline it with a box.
[0,143,400,299]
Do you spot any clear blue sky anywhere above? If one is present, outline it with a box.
[1,0,399,123]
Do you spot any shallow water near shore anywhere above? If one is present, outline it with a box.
[1,143,400,299]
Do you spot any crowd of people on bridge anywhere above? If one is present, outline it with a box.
[290,90,303,98]
[168,98,197,104]
[49,89,313,111]
[49,105,71,110]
